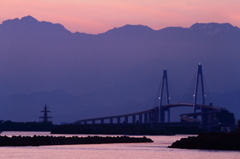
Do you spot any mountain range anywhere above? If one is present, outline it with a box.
[0,16,240,123]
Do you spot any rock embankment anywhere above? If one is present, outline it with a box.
[0,135,153,146]
[169,132,240,150]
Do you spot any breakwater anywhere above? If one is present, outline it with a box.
[169,132,240,150]
[0,135,153,146]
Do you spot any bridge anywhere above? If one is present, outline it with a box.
[74,64,235,131]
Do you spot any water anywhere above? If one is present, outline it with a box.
[0,132,239,159]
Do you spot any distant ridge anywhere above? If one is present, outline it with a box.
[103,24,154,35]
[1,15,71,35]
[190,22,238,31]
[189,22,240,34]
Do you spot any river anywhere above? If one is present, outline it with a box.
[0,131,239,159]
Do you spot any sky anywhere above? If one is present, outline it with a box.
[1,0,240,34]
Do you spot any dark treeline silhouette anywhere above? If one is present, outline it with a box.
[51,123,201,135]
[169,121,240,150]
[169,132,240,150]
[0,121,53,131]
[0,121,200,135]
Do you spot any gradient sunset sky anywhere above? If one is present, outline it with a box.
[1,0,240,34]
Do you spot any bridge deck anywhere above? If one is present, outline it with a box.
[74,103,226,124]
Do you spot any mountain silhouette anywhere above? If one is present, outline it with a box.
[0,16,240,123]
[1,15,71,34]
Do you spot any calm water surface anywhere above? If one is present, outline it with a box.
[0,131,239,159]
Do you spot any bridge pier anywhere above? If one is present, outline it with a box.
[156,109,160,123]
[132,115,136,123]
[160,108,165,123]
[101,119,104,124]
[110,118,113,124]
[144,113,148,123]
[167,109,170,122]
[149,113,152,123]
[117,117,121,124]
[125,116,128,124]
[153,111,158,123]
[139,114,142,123]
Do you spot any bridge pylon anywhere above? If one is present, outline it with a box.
[193,63,206,118]
[159,69,170,123]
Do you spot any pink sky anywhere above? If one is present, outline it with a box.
[1,0,240,34]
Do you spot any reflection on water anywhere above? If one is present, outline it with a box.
[0,132,239,159]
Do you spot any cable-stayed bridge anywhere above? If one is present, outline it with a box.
[74,64,235,131]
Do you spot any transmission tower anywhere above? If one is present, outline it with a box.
[39,105,52,123]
